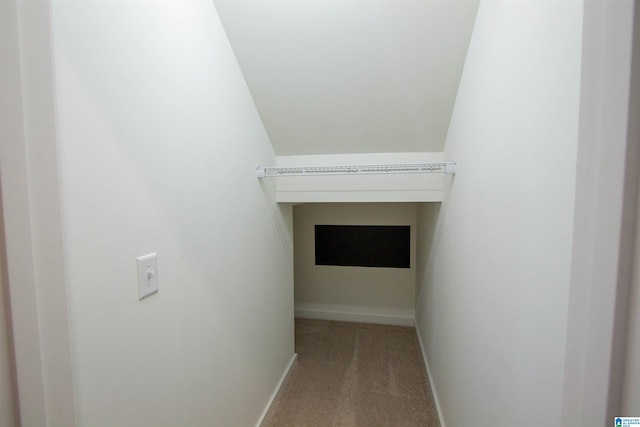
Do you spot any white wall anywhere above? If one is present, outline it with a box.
[0,250,16,427]
[0,1,75,424]
[214,0,479,156]
[294,203,416,326]
[561,0,637,423]
[623,6,640,413]
[50,1,294,425]
[415,2,582,426]
[623,188,640,414]
[0,4,22,425]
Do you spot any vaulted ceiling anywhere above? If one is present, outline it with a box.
[213,0,479,156]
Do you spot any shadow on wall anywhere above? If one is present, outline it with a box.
[259,177,294,268]
[415,201,442,303]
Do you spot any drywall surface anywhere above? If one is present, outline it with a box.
[0,259,16,427]
[0,4,21,425]
[214,0,479,156]
[561,1,637,422]
[415,2,582,426]
[622,7,640,413]
[623,189,640,414]
[415,203,440,303]
[0,1,75,424]
[275,152,445,202]
[51,1,294,426]
[294,203,416,325]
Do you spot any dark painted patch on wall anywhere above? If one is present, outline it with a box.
[315,225,410,269]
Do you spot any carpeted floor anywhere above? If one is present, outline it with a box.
[264,318,440,427]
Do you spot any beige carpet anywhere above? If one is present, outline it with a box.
[264,319,440,427]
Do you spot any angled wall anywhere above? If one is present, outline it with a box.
[415,2,583,426]
[41,1,294,425]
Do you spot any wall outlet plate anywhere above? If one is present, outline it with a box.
[137,253,158,300]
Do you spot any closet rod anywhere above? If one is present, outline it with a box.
[256,161,456,178]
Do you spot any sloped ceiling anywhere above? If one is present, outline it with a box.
[213,0,479,156]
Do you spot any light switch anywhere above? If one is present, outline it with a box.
[137,253,158,300]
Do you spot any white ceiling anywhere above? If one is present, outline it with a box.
[213,0,479,156]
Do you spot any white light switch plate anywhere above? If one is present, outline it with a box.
[137,253,158,300]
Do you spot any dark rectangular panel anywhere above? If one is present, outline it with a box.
[315,225,410,268]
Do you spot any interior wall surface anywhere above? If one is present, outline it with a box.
[415,1,582,426]
[610,2,640,417]
[294,203,417,325]
[0,236,16,427]
[415,203,440,303]
[0,4,20,424]
[561,0,637,423]
[623,186,640,414]
[0,0,76,424]
[622,7,640,411]
[51,1,294,425]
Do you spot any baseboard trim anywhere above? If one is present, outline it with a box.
[415,325,446,427]
[256,353,298,427]
[295,303,414,327]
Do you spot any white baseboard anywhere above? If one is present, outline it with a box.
[294,303,414,327]
[256,353,298,427]
[415,325,446,427]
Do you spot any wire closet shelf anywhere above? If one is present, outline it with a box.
[256,161,456,178]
